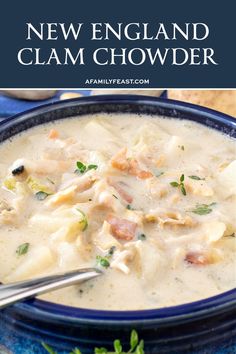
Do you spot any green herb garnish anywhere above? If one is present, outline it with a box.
[95,330,144,354]
[170,174,186,196]
[96,255,110,268]
[46,177,55,185]
[70,349,82,354]
[108,246,116,256]
[42,343,58,354]
[156,171,164,177]
[188,175,205,181]
[16,242,30,256]
[114,339,122,353]
[76,161,87,174]
[190,202,216,215]
[112,194,118,199]
[127,204,135,210]
[42,330,144,354]
[138,233,146,241]
[130,329,139,351]
[87,164,98,171]
[96,247,116,269]
[75,161,98,174]
[35,191,50,201]
[170,182,179,187]
[94,348,108,354]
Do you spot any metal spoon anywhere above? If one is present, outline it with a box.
[0,268,102,309]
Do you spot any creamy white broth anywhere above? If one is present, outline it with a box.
[0,114,235,310]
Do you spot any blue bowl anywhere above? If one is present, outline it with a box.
[0,95,236,354]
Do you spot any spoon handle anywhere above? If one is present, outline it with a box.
[0,268,101,309]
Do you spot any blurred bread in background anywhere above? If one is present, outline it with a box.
[92,89,163,97]
[0,90,57,101]
[168,90,236,117]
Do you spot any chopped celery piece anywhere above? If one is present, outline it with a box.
[3,177,16,191]
[76,209,88,231]
[26,176,53,195]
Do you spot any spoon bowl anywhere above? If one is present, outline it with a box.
[0,268,102,309]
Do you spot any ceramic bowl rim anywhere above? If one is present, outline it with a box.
[1,94,236,323]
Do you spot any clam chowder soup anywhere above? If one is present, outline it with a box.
[0,114,235,310]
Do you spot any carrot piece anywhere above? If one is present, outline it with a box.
[106,214,137,241]
[48,129,59,139]
[108,179,133,204]
[111,148,129,171]
[137,170,153,180]
[111,148,153,179]
[185,252,208,265]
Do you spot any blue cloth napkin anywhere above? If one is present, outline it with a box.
[0,90,90,118]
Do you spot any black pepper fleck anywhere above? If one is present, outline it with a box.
[12,165,25,176]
